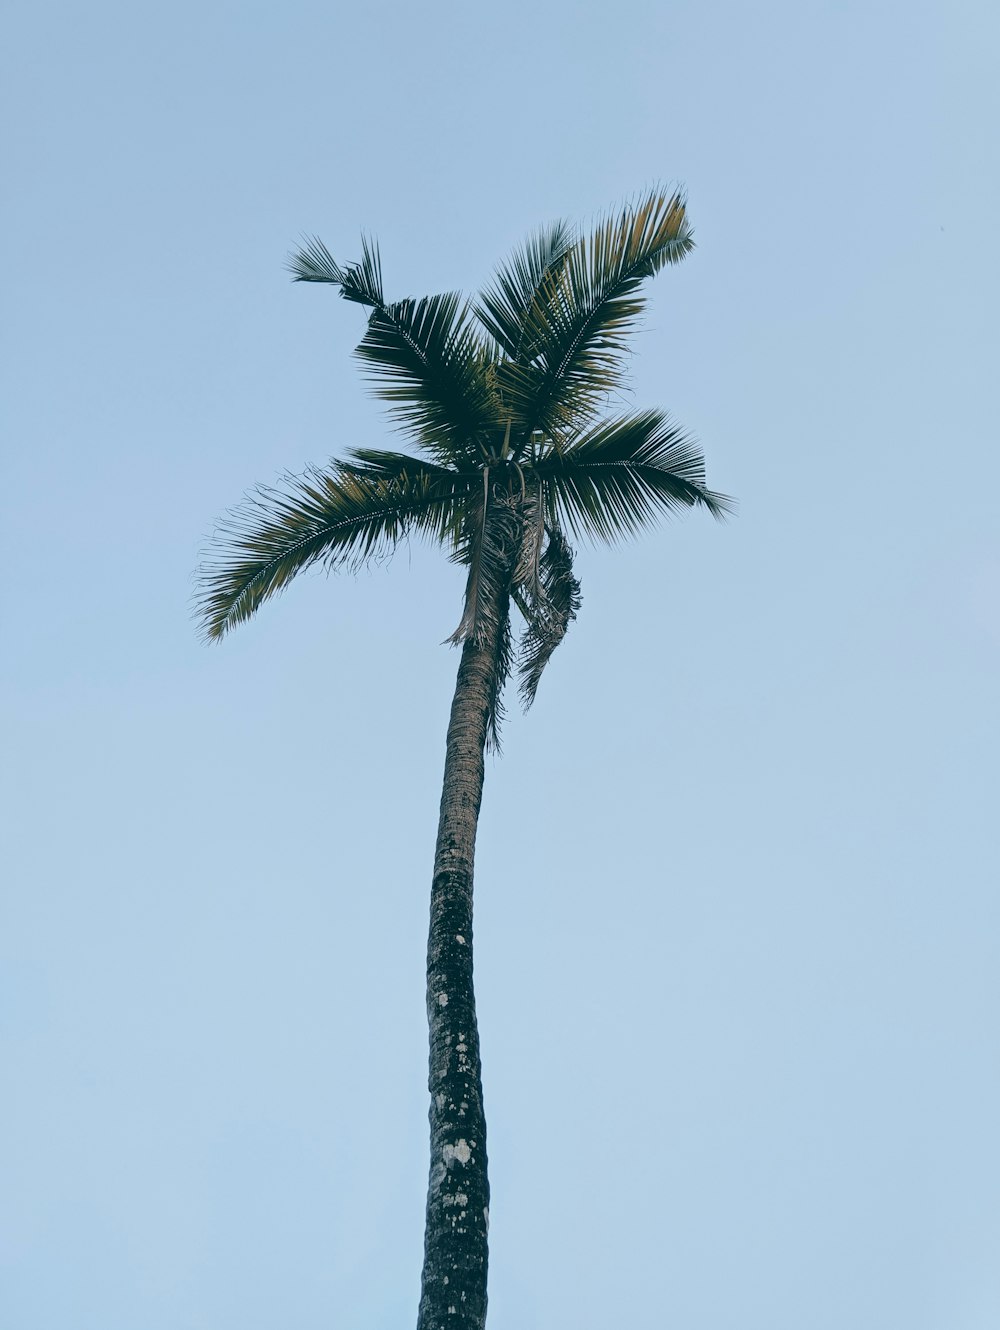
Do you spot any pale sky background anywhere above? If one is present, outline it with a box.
[3,1,998,1327]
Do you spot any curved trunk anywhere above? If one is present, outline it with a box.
[416,623,505,1329]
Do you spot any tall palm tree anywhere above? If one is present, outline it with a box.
[197,188,730,1330]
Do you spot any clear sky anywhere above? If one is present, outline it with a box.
[3,1,998,1326]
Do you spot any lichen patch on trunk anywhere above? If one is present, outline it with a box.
[442,1139,472,1166]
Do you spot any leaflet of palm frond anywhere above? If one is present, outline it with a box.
[198,461,479,641]
[507,188,695,443]
[287,235,347,286]
[448,497,523,648]
[475,219,574,360]
[535,410,734,544]
[518,527,582,707]
[338,235,385,307]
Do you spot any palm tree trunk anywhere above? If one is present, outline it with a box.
[416,628,502,1330]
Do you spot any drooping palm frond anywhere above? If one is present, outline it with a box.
[506,188,695,442]
[511,477,546,601]
[197,455,478,640]
[290,237,499,464]
[483,600,514,755]
[534,410,734,543]
[517,525,582,707]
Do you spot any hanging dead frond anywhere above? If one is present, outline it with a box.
[512,477,546,602]
[517,525,582,707]
[449,491,523,648]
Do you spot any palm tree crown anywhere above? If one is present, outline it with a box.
[197,188,731,739]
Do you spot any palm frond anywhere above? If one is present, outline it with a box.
[289,233,384,307]
[290,236,499,461]
[484,602,514,755]
[342,446,478,485]
[475,220,574,359]
[512,478,546,600]
[355,291,498,463]
[197,456,477,640]
[511,188,695,440]
[517,525,581,707]
[535,410,733,543]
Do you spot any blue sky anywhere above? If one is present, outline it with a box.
[3,1,998,1326]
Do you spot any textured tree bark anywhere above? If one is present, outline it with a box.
[416,626,502,1330]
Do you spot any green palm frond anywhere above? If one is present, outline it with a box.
[342,446,479,484]
[507,188,694,441]
[290,236,498,463]
[517,525,582,707]
[535,410,733,543]
[475,220,574,360]
[354,291,498,464]
[289,233,384,307]
[197,455,478,640]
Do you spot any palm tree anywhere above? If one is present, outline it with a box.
[197,187,731,1330]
